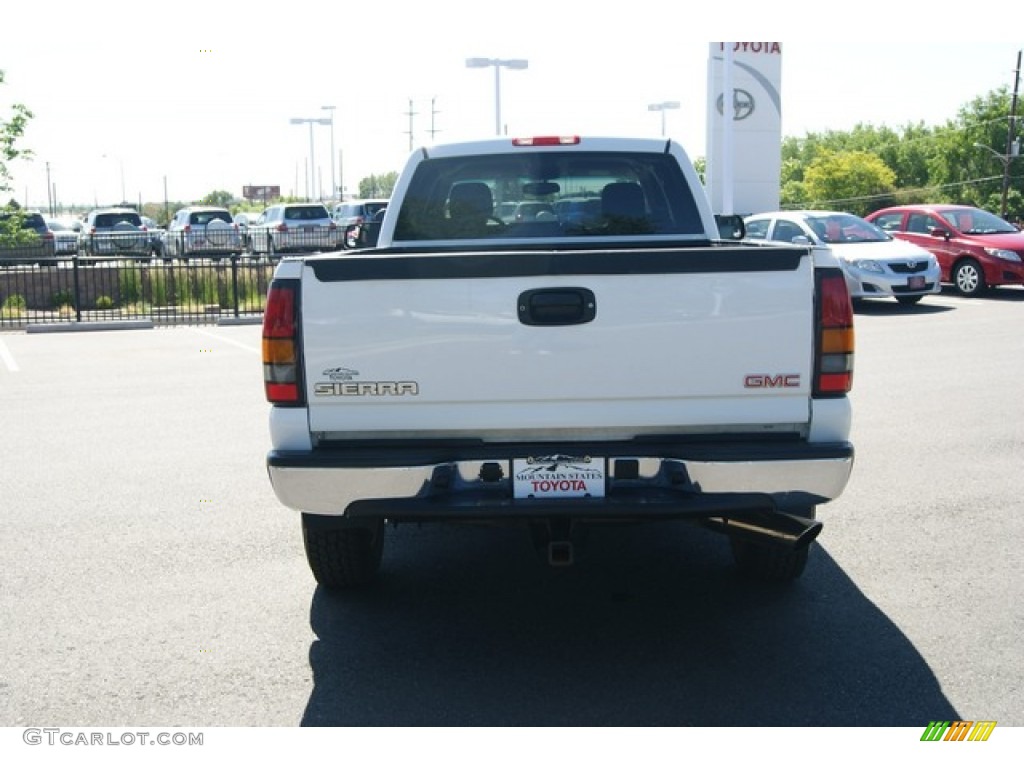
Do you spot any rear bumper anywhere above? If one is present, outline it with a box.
[266,439,854,520]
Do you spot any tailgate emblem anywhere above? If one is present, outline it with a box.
[322,367,359,380]
[314,381,419,397]
[744,374,801,388]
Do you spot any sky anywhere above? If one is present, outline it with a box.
[2,2,1022,211]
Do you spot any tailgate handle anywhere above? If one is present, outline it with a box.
[518,288,596,326]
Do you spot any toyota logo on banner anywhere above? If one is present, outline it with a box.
[716,89,756,121]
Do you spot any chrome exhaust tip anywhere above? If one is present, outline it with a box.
[704,510,822,550]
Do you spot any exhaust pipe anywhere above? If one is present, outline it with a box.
[704,509,822,550]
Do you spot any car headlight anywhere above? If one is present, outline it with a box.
[850,259,884,273]
[984,247,1022,262]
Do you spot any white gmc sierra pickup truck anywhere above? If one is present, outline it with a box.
[262,136,855,589]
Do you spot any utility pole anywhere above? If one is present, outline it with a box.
[405,99,417,151]
[46,162,53,216]
[429,97,441,142]
[1001,49,1021,219]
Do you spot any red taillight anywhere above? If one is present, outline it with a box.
[183,224,191,233]
[276,223,288,233]
[814,270,855,396]
[262,280,303,405]
[512,136,580,146]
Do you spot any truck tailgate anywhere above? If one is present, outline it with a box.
[299,246,814,439]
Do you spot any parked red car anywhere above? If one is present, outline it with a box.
[865,204,1024,296]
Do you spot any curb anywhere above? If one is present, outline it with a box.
[26,320,155,334]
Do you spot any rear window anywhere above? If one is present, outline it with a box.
[393,150,706,241]
[190,210,232,226]
[94,212,141,228]
[285,206,330,221]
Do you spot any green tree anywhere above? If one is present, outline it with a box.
[1,69,35,247]
[358,171,399,199]
[201,190,234,207]
[797,149,897,217]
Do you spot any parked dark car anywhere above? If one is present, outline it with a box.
[0,210,57,265]
[866,204,1024,296]
[332,199,387,248]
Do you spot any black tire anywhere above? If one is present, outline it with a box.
[302,515,384,589]
[267,237,277,259]
[896,295,924,305]
[953,258,985,296]
[729,507,815,582]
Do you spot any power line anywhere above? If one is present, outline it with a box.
[785,173,1013,210]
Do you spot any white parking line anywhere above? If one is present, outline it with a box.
[0,337,19,372]
[188,326,260,354]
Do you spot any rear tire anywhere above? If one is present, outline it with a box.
[301,515,384,589]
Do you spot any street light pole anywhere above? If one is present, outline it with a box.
[465,57,528,136]
[647,101,681,136]
[321,106,337,200]
[290,116,331,200]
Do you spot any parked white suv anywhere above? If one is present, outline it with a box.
[164,206,242,262]
[79,208,150,263]
[249,203,340,257]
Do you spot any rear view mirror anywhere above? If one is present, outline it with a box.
[715,214,745,240]
[345,222,380,250]
[522,181,560,197]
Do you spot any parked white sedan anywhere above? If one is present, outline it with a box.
[744,210,942,305]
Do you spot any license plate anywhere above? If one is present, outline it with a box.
[513,455,606,499]
[908,276,926,289]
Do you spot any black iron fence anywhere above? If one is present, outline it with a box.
[0,255,278,328]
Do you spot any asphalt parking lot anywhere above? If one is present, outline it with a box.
[1,287,1022,738]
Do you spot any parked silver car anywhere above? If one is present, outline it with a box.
[744,210,941,305]
[249,203,340,257]
[45,216,81,257]
[163,206,242,262]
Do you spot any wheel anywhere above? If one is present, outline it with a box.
[111,221,142,253]
[301,515,384,589]
[953,258,985,296]
[267,237,277,259]
[729,507,815,582]
[896,295,924,305]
